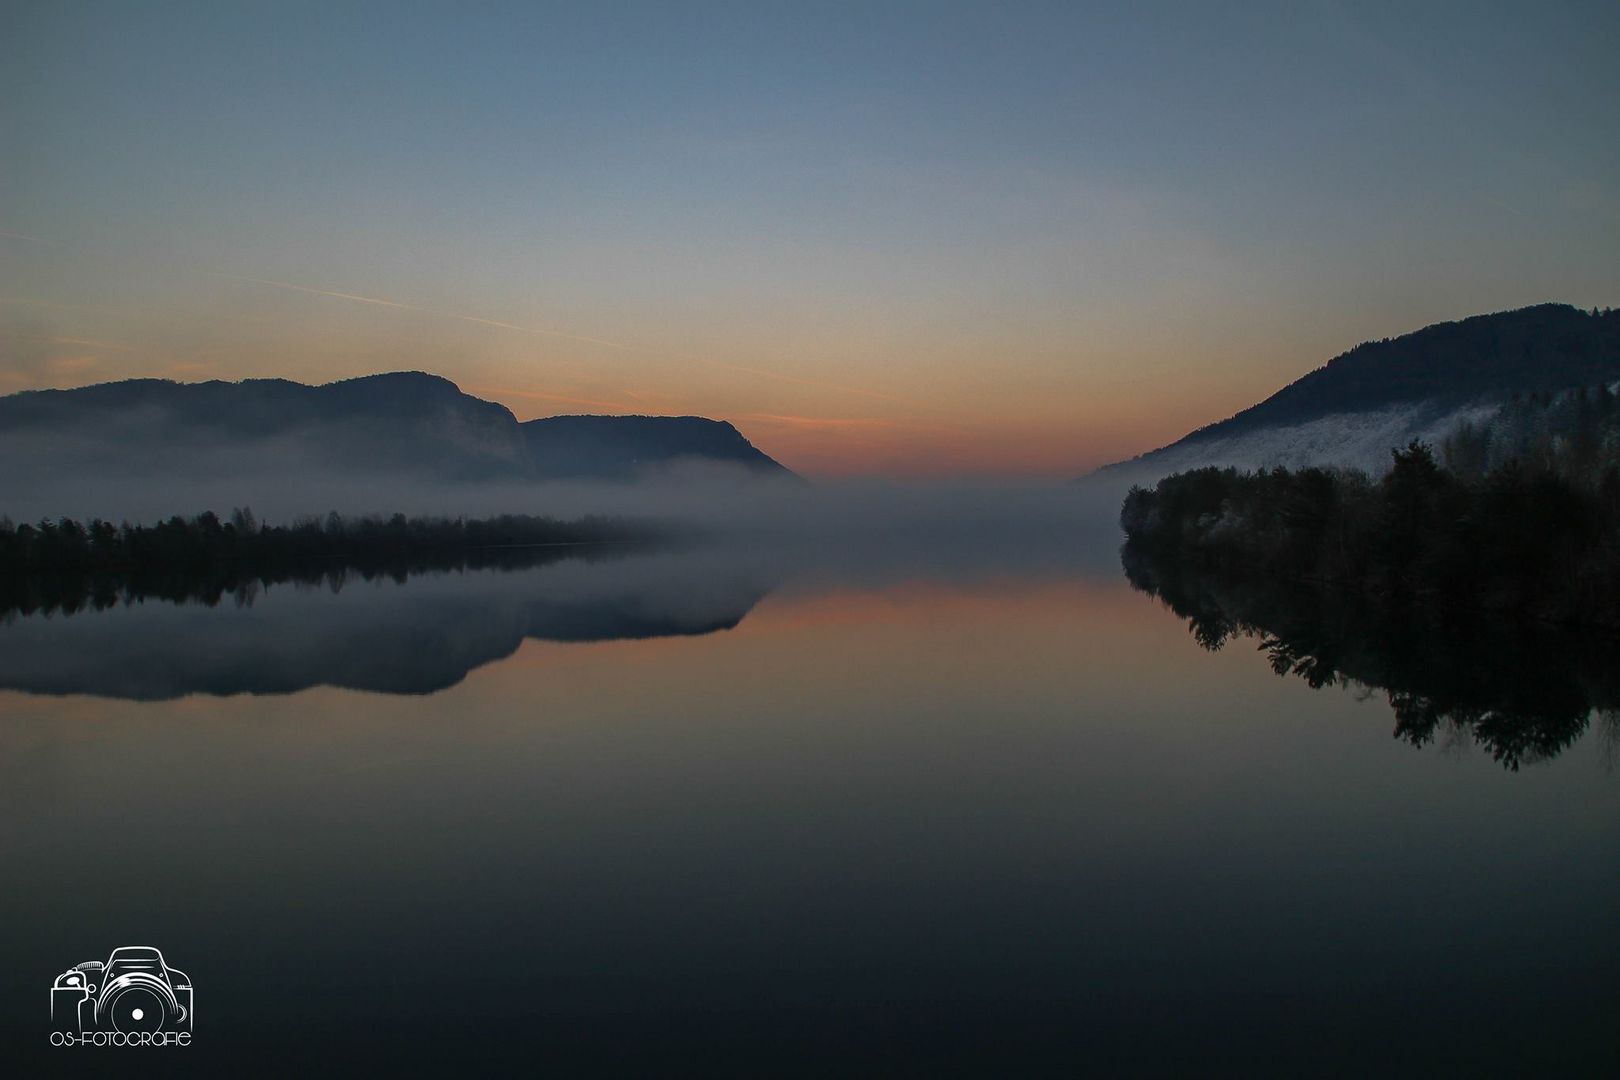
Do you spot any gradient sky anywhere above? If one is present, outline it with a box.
[3,1,1618,476]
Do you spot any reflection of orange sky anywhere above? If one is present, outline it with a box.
[0,578,1196,771]
[488,575,1183,688]
[0,572,1327,828]
[749,577,1142,630]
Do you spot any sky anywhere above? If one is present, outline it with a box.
[2,0,1618,477]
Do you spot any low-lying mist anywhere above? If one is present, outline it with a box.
[0,456,1134,582]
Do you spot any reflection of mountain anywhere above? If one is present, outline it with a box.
[0,551,771,700]
[1122,546,1620,770]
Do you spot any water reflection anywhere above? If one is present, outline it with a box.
[1122,545,1620,770]
[0,548,772,699]
[2,542,1617,1074]
[0,541,648,617]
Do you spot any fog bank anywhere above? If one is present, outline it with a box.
[1,459,1133,581]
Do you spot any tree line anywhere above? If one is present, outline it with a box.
[1120,387,1620,629]
[1441,382,1620,483]
[0,509,664,618]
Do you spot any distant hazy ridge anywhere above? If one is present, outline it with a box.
[0,371,796,485]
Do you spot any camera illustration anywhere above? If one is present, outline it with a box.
[52,946,193,1033]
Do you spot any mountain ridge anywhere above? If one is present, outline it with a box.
[0,371,796,485]
[1097,303,1620,481]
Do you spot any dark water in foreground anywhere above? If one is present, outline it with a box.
[1,540,1616,1076]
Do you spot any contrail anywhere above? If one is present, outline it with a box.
[228,273,909,403]
[219,274,630,350]
[221,276,411,310]
[737,412,900,430]
[0,229,64,246]
[693,357,908,403]
[3,228,913,405]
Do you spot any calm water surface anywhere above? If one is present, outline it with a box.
[2,540,1616,1076]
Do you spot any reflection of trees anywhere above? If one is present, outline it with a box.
[0,553,583,621]
[3,534,664,621]
[1123,544,1620,770]
[0,547,610,619]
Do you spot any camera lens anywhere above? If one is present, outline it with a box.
[102,984,171,1032]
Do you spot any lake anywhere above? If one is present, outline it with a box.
[3,532,1616,1075]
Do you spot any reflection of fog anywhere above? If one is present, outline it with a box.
[1122,544,1620,770]
[0,479,1138,700]
[0,548,773,700]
